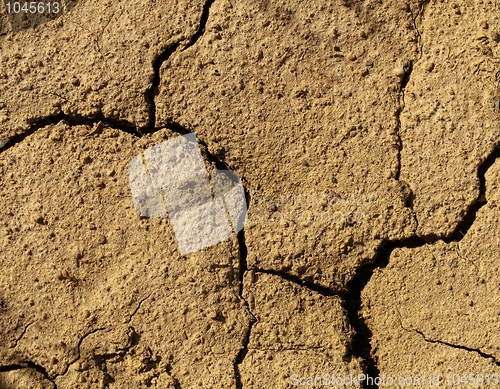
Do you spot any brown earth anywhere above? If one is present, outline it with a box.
[1,0,500,388]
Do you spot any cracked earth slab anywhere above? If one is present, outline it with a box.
[0,367,56,389]
[155,0,425,292]
[0,122,251,388]
[2,0,500,387]
[400,0,500,238]
[239,272,363,388]
[0,0,208,137]
[362,157,500,385]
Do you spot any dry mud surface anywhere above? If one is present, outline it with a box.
[1,0,500,388]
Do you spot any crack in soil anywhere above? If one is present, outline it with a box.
[251,268,338,296]
[233,227,257,389]
[412,328,500,366]
[394,309,500,366]
[51,327,107,380]
[128,294,152,323]
[2,0,499,386]
[0,113,142,155]
[342,141,500,388]
[13,321,34,349]
[0,361,57,388]
[144,0,216,133]
[0,0,216,152]
[410,0,431,58]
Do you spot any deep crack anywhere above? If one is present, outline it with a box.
[0,361,57,388]
[0,113,142,155]
[444,146,500,242]
[144,0,216,133]
[234,229,257,388]
[340,140,500,387]
[0,0,217,150]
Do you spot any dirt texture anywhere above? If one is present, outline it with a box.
[0,0,207,137]
[155,0,421,291]
[400,0,500,238]
[361,158,500,385]
[0,123,252,388]
[1,0,500,388]
[240,272,363,388]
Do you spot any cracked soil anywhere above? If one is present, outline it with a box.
[1,0,500,388]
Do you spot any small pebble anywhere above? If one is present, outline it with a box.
[0,138,9,149]
[426,62,434,72]
[88,223,96,230]
[481,21,489,29]
[365,60,373,67]
[19,81,32,91]
[98,234,106,244]
[347,52,356,61]
[393,66,405,77]
[360,31,366,38]
[451,3,457,8]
